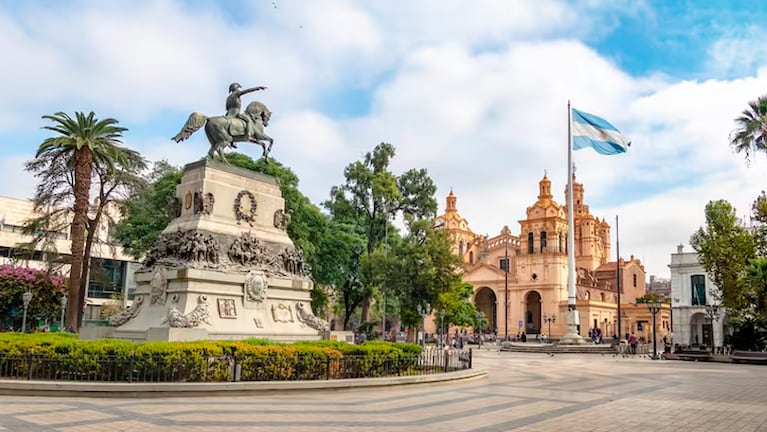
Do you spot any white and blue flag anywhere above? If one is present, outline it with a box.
[571,108,631,155]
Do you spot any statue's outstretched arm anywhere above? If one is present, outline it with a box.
[239,86,267,96]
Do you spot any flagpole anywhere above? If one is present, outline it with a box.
[616,214,622,341]
[562,100,583,344]
[567,101,576,309]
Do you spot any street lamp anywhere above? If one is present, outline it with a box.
[21,289,33,333]
[704,303,720,355]
[646,300,662,359]
[543,313,556,342]
[417,303,430,348]
[475,311,485,349]
[60,295,68,330]
[438,310,445,349]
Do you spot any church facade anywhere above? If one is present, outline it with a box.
[436,174,670,341]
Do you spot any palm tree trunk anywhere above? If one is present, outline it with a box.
[77,211,102,329]
[66,148,93,331]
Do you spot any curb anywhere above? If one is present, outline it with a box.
[0,368,488,398]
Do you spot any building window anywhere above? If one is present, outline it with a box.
[87,259,126,299]
[469,251,474,264]
[500,258,509,272]
[633,274,637,287]
[540,231,547,253]
[600,293,605,302]
[459,241,464,256]
[691,275,706,306]
[527,232,534,254]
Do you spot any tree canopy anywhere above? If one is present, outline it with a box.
[690,199,756,310]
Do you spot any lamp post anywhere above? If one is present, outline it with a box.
[417,303,430,348]
[60,295,67,330]
[646,300,662,359]
[704,303,720,355]
[21,289,33,333]
[543,313,556,342]
[438,310,445,348]
[475,311,485,349]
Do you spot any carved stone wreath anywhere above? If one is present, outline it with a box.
[234,190,257,226]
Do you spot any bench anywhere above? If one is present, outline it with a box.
[676,350,712,361]
[730,350,767,364]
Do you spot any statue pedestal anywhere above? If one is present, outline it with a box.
[557,309,586,345]
[110,160,326,342]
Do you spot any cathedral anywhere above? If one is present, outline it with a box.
[435,174,666,340]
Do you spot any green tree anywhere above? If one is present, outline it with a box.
[324,143,437,321]
[312,221,366,329]
[26,134,146,328]
[752,191,767,256]
[383,218,474,337]
[730,95,767,165]
[33,112,132,330]
[114,161,181,259]
[690,200,757,311]
[742,257,767,315]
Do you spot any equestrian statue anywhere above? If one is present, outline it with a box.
[172,83,274,163]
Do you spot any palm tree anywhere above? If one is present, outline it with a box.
[730,95,767,165]
[744,257,767,314]
[36,112,128,331]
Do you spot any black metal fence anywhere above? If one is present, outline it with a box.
[0,348,472,383]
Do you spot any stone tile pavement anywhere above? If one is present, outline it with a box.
[1,350,766,431]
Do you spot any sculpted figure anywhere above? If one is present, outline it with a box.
[226,83,267,141]
[296,301,329,332]
[172,83,273,163]
[149,266,168,305]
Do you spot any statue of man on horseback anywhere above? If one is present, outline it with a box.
[172,82,274,164]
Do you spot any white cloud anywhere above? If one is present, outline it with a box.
[0,155,37,201]
[2,0,767,281]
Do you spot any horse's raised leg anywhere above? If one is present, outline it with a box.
[218,145,230,164]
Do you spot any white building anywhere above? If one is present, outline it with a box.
[669,244,729,350]
[0,196,140,321]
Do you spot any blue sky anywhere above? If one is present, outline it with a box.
[1,0,766,278]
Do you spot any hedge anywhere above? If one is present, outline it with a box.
[0,333,425,382]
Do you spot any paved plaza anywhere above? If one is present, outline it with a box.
[1,350,766,432]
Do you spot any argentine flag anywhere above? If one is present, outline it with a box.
[571,108,631,155]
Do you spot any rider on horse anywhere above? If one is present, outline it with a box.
[226,83,267,145]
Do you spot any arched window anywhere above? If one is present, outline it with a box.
[540,231,547,253]
[459,241,464,256]
[633,273,637,287]
[600,293,605,302]
[527,232,534,254]
[585,291,591,300]
[469,251,474,264]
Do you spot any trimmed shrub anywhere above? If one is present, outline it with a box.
[0,334,435,382]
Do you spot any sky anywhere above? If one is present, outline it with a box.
[1,0,767,279]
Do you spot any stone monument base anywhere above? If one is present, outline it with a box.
[108,160,328,343]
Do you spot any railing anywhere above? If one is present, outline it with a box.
[0,348,472,383]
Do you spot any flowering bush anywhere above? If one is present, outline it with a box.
[0,264,66,331]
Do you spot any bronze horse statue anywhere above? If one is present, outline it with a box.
[172,101,274,163]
